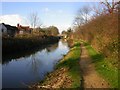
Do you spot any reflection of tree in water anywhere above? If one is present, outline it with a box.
[27,54,42,79]
[46,43,58,52]
[0,61,2,64]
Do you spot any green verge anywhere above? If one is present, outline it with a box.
[56,42,82,88]
[84,42,118,88]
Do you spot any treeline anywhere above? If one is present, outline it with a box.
[31,26,59,37]
[69,1,119,67]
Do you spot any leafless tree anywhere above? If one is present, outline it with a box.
[92,3,105,17]
[92,0,120,17]
[73,16,84,27]
[101,0,120,13]
[29,12,42,28]
[73,5,91,27]
[82,6,91,23]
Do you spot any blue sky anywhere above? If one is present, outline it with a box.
[1,2,97,32]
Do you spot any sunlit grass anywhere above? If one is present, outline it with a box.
[84,42,118,88]
[56,42,82,88]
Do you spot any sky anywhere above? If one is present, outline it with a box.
[0,2,98,33]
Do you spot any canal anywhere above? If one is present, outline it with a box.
[1,39,70,88]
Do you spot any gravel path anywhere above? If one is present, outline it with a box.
[80,45,110,88]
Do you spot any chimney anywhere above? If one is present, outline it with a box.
[17,23,20,27]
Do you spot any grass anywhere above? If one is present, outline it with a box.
[56,42,82,88]
[84,42,118,88]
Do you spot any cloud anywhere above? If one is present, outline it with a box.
[58,10,63,14]
[57,24,71,33]
[0,14,30,26]
[45,8,49,12]
[43,7,50,13]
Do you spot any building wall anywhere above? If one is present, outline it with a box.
[7,29,16,37]
[0,24,7,36]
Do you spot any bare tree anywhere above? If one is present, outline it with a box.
[82,6,91,23]
[92,3,105,17]
[101,0,120,13]
[92,0,120,17]
[29,12,42,28]
[73,5,91,27]
[73,16,84,27]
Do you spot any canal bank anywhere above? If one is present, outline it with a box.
[2,36,59,55]
[30,42,82,88]
[2,36,59,62]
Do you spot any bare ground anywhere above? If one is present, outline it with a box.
[80,45,110,88]
[30,67,73,89]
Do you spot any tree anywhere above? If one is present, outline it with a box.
[73,16,84,27]
[67,27,72,33]
[48,26,59,36]
[92,0,120,17]
[101,0,120,14]
[42,26,59,36]
[92,3,105,16]
[82,6,91,23]
[29,12,42,28]
[73,5,91,27]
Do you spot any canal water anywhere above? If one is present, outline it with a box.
[1,39,70,88]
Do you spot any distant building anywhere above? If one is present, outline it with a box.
[0,23,19,37]
[17,24,32,34]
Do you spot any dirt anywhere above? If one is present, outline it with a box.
[30,67,73,89]
[79,45,110,88]
[30,44,110,89]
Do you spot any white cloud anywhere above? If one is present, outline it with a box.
[58,10,63,14]
[45,8,49,12]
[43,7,50,13]
[0,14,30,26]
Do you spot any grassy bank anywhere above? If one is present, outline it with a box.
[2,35,59,55]
[31,42,82,88]
[84,42,118,88]
[56,42,81,88]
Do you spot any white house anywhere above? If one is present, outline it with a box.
[0,23,7,36]
[0,23,19,37]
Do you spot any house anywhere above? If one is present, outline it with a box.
[0,23,7,37]
[17,24,32,34]
[0,23,19,37]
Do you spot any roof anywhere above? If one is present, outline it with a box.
[1,23,18,31]
[17,24,31,31]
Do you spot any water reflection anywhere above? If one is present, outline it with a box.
[46,43,58,52]
[2,40,69,88]
[0,64,2,89]
[2,44,50,64]
[27,54,42,79]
